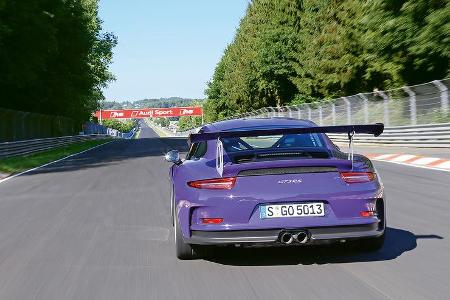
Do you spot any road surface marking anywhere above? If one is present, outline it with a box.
[374,154,397,160]
[435,161,450,169]
[0,140,116,184]
[391,155,417,162]
[411,157,440,165]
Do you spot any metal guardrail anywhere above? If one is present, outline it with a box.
[0,127,137,158]
[171,123,449,147]
[0,135,111,158]
[0,124,140,158]
[328,123,450,147]
[122,127,138,139]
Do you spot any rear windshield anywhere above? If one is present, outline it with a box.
[186,141,207,160]
[222,133,324,152]
[222,133,329,163]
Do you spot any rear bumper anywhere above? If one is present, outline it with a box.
[187,223,384,245]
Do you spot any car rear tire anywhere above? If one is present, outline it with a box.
[174,211,197,260]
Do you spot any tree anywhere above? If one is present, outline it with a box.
[154,118,170,127]
[205,0,301,121]
[0,0,117,123]
[102,119,136,132]
[362,0,449,87]
[204,0,449,121]
[177,116,202,131]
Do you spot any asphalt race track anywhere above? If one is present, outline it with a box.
[0,123,449,299]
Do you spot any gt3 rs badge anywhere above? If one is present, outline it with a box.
[277,179,303,184]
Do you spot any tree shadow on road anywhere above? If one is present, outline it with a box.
[204,227,443,266]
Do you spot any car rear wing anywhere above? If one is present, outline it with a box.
[188,123,384,177]
[188,123,384,144]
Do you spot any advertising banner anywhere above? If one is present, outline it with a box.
[95,107,203,119]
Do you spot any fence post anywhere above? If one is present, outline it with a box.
[331,103,336,125]
[403,86,417,125]
[432,80,449,113]
[376,91,390,126]
[307,105,312,120]
[342,97,352,124]
[358,93,369,124]
[257,108,263,118]
[288,107,293,118]
[297,107,302,119]
[268,107,276,118]
[318,106,323,125]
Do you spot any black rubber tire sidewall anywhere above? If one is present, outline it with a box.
[174,210,196,260]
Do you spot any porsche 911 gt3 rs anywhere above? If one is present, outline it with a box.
[165,118,385,259]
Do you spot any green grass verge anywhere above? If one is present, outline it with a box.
[0,139,112,175]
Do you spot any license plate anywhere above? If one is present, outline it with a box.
[260,203,325,218]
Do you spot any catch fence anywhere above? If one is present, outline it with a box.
[0,108,76,142]
[174,79,450,147]
[228,78,450,127]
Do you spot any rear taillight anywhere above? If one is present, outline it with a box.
[340,172,376,183]
[201,218,224,224]
[187,177,236,189]
[360,211,376,217]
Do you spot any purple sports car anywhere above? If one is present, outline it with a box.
[165,118,385,259]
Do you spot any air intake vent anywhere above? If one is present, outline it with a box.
[231,151,330,164]
[256,152,329,159]
[238,166,337,177]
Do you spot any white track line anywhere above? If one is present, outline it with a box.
[0,140,116,184]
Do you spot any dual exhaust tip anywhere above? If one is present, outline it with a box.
[279,231,309,245]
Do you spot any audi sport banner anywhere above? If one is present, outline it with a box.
[95,107,203,119]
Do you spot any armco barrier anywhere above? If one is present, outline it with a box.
[0,135,110,158]
[328,123,450,147]
[174,123,449,148]
[0,125,139,158]
[122,127,138,139]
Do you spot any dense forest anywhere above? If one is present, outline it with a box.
[204,0,450,122]
[0,0,116,123]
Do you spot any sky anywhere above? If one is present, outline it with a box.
[99,0,249,102]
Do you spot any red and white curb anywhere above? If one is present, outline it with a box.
[367,154,450,172]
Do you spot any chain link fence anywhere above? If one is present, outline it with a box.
[0,108,77,142]
[227,78,450,127]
